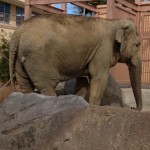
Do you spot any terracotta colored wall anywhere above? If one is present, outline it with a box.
[97,1,150,85]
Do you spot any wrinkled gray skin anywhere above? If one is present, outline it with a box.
[9,14,142,110]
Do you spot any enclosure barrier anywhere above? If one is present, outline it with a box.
[24,0,99,20]
[101,0,150,86]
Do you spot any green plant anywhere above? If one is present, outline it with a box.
[0,29,11,84]
[88,0,107,6]
[89,0,135,6]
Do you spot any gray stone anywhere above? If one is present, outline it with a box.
[0,93,88,150]
[0,85,20,104]
[0,93,150,150]
[57,74,123,107]
[101,75,123,107]
[0,75,123,108]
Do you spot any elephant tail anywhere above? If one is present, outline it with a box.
[9,32,20,90]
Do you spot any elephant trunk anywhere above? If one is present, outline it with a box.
[127,56,142,111]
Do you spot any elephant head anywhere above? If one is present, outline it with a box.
[114,19,142,111]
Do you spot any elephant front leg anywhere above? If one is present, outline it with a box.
[89,70,109,105]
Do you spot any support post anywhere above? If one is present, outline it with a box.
[24,0,32,20]
[135,0,141,5]
[93,12,98,18]
[106,0,115,19]
[61,3,67,14]
[136,12,141,33]
[135,0,141,33]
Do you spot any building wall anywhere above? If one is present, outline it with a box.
[0,0,49,36]
[0,1,23,35]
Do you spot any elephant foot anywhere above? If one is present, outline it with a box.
[131,106,142,111]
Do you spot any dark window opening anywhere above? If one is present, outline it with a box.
[0,1,10,24]
[16,7,24,26]
[16,7,39,26]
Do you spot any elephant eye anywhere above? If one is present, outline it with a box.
[135,37,141,47]
[136,42,141,47]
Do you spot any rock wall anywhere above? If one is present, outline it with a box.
[0,93,150,150]
[57,74,123,107]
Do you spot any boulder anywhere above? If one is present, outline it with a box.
[0,75,123,108]
[0,93,150,150]
[0,93,88,150]
[57,74,123,107]
[101,74,123,107]
[0,85,20,104]
[0,86,14,103]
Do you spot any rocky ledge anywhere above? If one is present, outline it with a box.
[0,93,150,150]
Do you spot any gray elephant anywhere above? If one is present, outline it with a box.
[9,14,142,110]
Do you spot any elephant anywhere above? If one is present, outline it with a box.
[9,14,142,110]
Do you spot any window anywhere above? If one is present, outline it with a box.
[16,7,39,26]
[16,7,24,26]
[0,1,10,23]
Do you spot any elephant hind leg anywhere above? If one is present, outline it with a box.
[16,72,34,93]
[22,56,59,96]
[15,60,34,93]
[35,81,57,96]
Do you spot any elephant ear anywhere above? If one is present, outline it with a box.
[115,29,125,52]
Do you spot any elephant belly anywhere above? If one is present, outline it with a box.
[60,64,89,81]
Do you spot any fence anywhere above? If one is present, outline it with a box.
[97,0,150,86]
[24,0,99,20]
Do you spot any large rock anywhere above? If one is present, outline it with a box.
[57,74,123,107]
[101,75,123,106]
[0,93,150,150]
[0,85,20,104]
[0,86,14,103]
[0,93,88,150]
[0,75,123,107]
